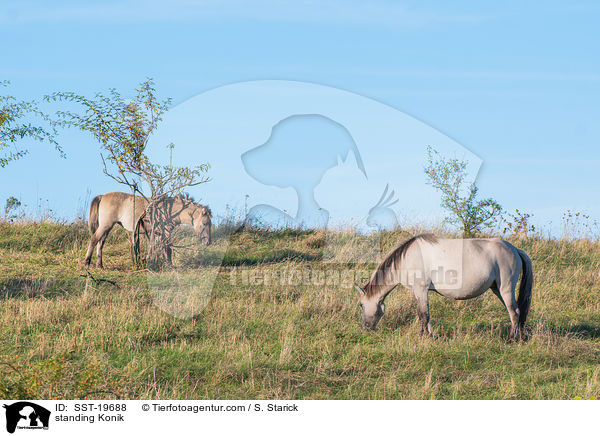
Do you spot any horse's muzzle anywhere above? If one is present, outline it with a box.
[362,323,377,331]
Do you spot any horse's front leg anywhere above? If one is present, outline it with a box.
[165,245,173,265]
[413,286,432,337]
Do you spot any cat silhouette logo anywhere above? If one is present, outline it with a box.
[2,402,50,433]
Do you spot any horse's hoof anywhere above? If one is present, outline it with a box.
[508,333,520,343]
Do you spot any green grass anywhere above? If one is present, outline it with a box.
[0,221,599,399]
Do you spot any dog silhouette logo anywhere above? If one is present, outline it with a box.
[241,114,367,228]
[3,402,50,433]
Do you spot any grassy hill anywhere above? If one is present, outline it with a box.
[0,220,599,399]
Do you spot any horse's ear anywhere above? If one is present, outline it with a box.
[354,284,366,296]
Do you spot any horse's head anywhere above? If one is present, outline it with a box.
[175,194,212,246]
[356,285,385,331]
[192,205,212,246]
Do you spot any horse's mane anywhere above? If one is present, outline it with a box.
[173,193,212,218]
[364,233,438,297]
[175,192,195,203]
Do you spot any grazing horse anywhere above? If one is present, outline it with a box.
[356,234,533,340]
[84,191,212,268]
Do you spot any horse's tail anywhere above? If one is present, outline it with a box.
[88,195,102,235]
[516,248,533,335]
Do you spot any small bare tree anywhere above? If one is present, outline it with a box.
[46,79,209,270]
[424,146,502,237]
[1,80,61,168]
[503,209,535,240]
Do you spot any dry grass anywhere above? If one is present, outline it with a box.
[0,221,599,399]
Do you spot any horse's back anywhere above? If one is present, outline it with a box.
[97,192,148,232]
[419,237,518,264]
[410,237,521,298]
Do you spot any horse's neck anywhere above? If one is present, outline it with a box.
[368,284,396,301]
[176,212,191,225]
[172,202,193,225]
[367,265,402,300]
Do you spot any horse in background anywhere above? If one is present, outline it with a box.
[84,191,212,268]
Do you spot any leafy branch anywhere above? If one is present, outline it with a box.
[424,146,502,237]
[0,80,62,168]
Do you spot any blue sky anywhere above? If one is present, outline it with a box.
[0,0,599,235]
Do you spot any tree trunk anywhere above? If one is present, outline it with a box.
[144,200,174,271]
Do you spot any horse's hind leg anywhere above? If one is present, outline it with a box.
[95,224,115,268]
[493,281,520,340]
[84,231,101,267]
[84,226,111,268]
